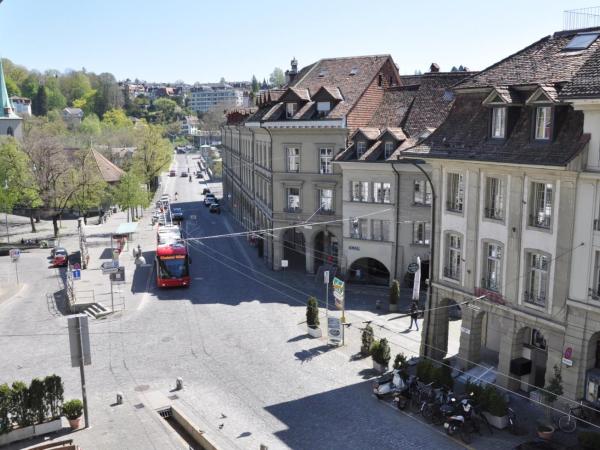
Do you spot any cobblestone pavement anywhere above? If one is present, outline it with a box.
[0,154,543,450]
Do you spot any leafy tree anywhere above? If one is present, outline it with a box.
[43,375,63,419]
[69,149,109,221]
[113,171,148,221]
[79,113,101,135]
[5,76,20,97]
[251,75,259,93]
[20,74,39,100]
[10,381,32,427]
[28,378,47,424]
[33,85,48,116]
[306,296,319,328]
[102,108,131,128]
[131,124,172,190]
[269,67,285,87]
[153,98,178,123]
[0,383,10,433]
[45,76,67,111]
[544,364,564,406]
[60,71,92,105]
[361,324,374,356]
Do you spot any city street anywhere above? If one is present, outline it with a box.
[0,153,468,450]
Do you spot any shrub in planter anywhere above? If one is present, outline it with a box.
[361,324,374,356]
[416,360,435,384]
[0,383,10,434]
[372,338,391,366]
[465,379,485,406]
[484,385,508,417]
[578,431,600,450]
[543,365,564,419]
[393,353,408,370]
[389,280,400,311]
[10,381,32,428]
[306,296,319,329]
[28,378,47,424]
[63,399,83,430]
[44,375,63,420]
[432,360,454,389]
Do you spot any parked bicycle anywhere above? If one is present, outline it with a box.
[557,401,597,433]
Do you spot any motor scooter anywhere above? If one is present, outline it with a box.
[443,398,473,444]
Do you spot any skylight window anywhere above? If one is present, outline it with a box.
[564,32,600,51]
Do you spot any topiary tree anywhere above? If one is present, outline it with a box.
[372,338,391,366]
[10,381,32,428]
[44,375,63,419]
[361,324,374,356]
[62,399,83,420]
[306,296,319,329]
[28,378,47,424]
[389,279,400,307]
[544,364,564,417]
[0,383,11,434]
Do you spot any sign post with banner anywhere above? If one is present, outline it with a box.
[332,277,345,323]
[327,316,343,346]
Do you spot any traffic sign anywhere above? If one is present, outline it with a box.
[9,248,20,261]
[333,277,344,309]
[73,262,81,270]
[72,269,81,280]
[407,262,419,274]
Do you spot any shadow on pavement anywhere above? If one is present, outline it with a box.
[294,344,333,363]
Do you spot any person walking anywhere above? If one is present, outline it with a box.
[409,301,419,331]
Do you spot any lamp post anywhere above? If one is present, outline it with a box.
[393,156,435,358]
[3,179,9,244]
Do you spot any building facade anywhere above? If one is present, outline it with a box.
[0,59,23,139]
[416,28,600,401]
[190,83,244,114]
[9,96,31,116]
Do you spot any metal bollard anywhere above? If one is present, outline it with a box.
[116,392,123,405]
[176,377,183,390]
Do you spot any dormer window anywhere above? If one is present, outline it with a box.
[357,141,366,158]
[384,141,394,159]
[534,106,552,140]
[491,107,506,139]
[378,74,383,87]
[286,102,297,119]
[317,101,330,117]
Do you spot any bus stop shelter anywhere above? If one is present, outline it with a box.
[112,222,138,254]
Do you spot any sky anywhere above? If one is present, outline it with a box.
[1,0,600,84]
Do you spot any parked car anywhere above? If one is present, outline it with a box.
[181,171,188,177]
[171,207,184,221]
[52,247,69,267]
[204,194,216,206]
[202,188,211,195]
[169,170,176,177]
[196,172,203,179]
[209,203,221,214]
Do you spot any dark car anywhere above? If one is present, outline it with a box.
[181,171,188,177]
[52,247,69,267]
[202,188,211,195]
[171,207,184,221]
[169,170,176,177]
[196,172,203,179]
[209,203,221,214]
[204,194,216,206]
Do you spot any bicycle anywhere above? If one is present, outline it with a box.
[410,381,434,413]
[557,401,596,433]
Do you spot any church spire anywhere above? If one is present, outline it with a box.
[0,58,16,118]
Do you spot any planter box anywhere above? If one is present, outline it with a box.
[482,411,508,429]
[373,361,388,374]
[389,304,398,313]
[307,326,322,338]
[0,417,64,446]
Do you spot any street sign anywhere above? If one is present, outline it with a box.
[333,277,344,310]
[281,259,288,268]
[73,262,81,270]
[327,316,343,345]
[9,248,20,261]
[324,270,329,284]
[68,315,91,367]
[109,266,126,283]
[407,262,419,274]
[72,269,81,280]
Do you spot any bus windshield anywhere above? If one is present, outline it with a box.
[157,255,189,279]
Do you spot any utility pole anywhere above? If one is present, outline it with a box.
[78,316,90,428]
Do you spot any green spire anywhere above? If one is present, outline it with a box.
[0,58,15,118]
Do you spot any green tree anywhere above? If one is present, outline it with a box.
[251,75,259,93]
[20,74,40,100]
[5,76,21,97]
[102,108,131,128]
[60,71,92,105]
[269,67,285,87]
[113,171,148,221]
[153,98,178,123]
[69,149,109,221]
[131,124,172,190]
[33,85,48,116]
[79,113,101,135]
[44,74,67,110]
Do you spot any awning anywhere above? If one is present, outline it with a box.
[115,222,138,235]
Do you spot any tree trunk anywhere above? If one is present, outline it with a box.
[83,213,87,225]
[29,210,36,233]
[52,215,59,237]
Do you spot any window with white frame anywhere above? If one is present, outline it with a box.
[444,233,462,280]
[357,141,367,158]
[319,147,333,174]
[351,181,369,202]
[484,176,504,220]
[413,180,432,205]
[483,242,503,292]
[286,187,300,212]
[534,106,552,140]
[319,189,333,213]
[371,219,390,241]
[525,252,549,307]
[446,172,464,212]
[286,102,297,118]
[491,107,506,139]
[373,182,391,203]
[384,141,394,159]
[286,147,300,172]
[350,218,368,239]
[529,182,553,229]
[413,222,431,245]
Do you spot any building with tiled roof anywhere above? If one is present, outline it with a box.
[334,67,472,285]
[0,58,23,139]
[412,27,600,402]
[222,54,401,273]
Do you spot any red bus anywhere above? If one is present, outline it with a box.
[155,242,190,287]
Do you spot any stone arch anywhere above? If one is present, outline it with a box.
[430,296,463,360]
[348,257,390,285]
[313,229,339,270]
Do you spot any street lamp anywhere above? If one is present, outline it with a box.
[392,156,435,358]
[3,179,9,244]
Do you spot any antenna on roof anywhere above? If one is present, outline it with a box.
[563,7,600,30]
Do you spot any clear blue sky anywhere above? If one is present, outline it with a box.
[1,0,599,83]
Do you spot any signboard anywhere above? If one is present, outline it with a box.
[563,347,573,367]
[324,270,330,284]
[327,316,343,345]
[407,262,419,274]
[281,259,289,268]
[110,267,126,284]
[101,260,119,274]
[461,327,471,335]
[9,248,20,261]
[333,277,344,310]
[68,315,91,367]
[72,269,81,280]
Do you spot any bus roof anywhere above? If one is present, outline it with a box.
[156,242,187,256]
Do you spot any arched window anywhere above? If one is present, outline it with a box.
[6,127,13,136]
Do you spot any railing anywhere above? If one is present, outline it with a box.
[524,290,546,307]
[484,208,503,220]
[443,266,461,280]
[529,213,551,229]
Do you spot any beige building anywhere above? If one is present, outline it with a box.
[416,28,600,401]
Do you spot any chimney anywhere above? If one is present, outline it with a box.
[429,63,440,73]
[286,57,299,84]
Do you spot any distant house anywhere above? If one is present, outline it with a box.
[62,107,84,127]
[181,115,200,135]
[10,96,31,116]
[109,147,136,168]
[64,147,125,185]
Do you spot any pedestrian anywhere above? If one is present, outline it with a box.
[409,301,419,331]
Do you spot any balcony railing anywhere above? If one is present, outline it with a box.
[529,213,551,229]
[443,266,461,280]
[524,290,546,307]
[484,208,504,221]
[481,277,500,292]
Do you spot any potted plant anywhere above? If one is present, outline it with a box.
[371,338,391,373]
[306,296,321,338]
[481,385,509,429]
[361,324,374,357]
[389,279,400,313]
[63,399,83,430]
[538,364,564,439]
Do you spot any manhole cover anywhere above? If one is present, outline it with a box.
[133,403,145,409]
[168,394,179,400]
[134,384,150,392]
